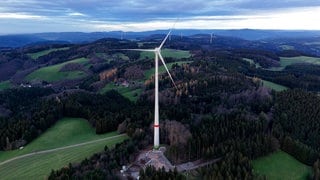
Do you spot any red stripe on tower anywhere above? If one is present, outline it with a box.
[154,124,160,128]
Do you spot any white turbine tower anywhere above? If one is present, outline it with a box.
[210,33,213,44]
[122,30,177,149]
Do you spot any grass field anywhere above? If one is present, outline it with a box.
[269,56,320,71]
[140,48,191,60]
[0,118,128,179]
[26,57,88,82]
[253,151,311,180]
[243,58,261,68]
[262,80,288,92]
[28,47,70,60]
[144,61,192,79]
[100,82,142,102]
[0,81,12,91]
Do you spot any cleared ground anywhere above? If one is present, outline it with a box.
[269,56,320,71]
[26,57,88,82]
[0,118,128,179]
[262,80,288,92]
[28,47,70,60]
[139,49,191,60]
[253,151,311,180]
[0,81,11,91]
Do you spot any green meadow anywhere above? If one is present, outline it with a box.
[28,47,70,60]
[0,117,128,179]
[262,80,288,92]
[100,82,142,102]
[139,48,191,60]
[269,56,320,71]
[26,57,88,82]
[0,81,12,91]
[243,58,261,68]
[253,151,311,180]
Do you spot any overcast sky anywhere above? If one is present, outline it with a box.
[0,0,320,34]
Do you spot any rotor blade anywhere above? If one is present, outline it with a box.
[159,30,171,50]
[119,49,155,52]
[159,19,179,49]
[158,52,178,90]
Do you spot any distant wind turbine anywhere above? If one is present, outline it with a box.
[210,33,214,44]
[121,30,177,149]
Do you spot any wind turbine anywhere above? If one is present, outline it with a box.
[122,30,177,149]
[210,33,213,44]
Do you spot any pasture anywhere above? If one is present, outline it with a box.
[242,58,261,68]
[28,47,70,60]
[0,81,11,91]
[269,56,320,71]
[0,117,128,179]
[262,80,288,92]
[26,57,88,82]
[139,48,191,60]
[100,82,142,102]
[253,151,311,180]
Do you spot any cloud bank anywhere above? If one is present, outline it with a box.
[0,0,319,34]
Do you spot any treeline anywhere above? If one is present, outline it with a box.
[49,133,148,179]
[0,88,134,150]
[0,87,62,150]
[195,48,320,92]
[272,90,320,166]
[234,49,280,68]
[194,151,257,180]
[139,166,185,180]
[61,90,133,134]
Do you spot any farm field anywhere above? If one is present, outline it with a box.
[262,80,288,92]
[28,47,70,60]
[139,48,191,60]
[26,57,88,82]
[0,118,128,179]
[253,151,311,180]
[100,82,142,102]
[0,81,11,91]
[268,56,320,71]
